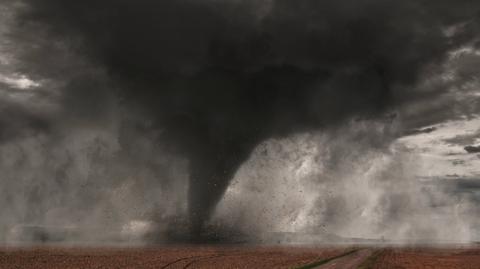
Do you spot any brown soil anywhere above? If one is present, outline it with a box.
[0,246,347,269]
[371,247,480,269]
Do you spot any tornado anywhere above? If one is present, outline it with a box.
[14,0,480,238]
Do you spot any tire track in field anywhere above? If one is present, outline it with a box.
[315,249,373,269]
[160,254,213,269]
[357,249,385,269]
[182,254,229,268]
[161,252,240,269]
[296,249,360,269]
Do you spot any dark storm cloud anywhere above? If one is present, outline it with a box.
[445,129,480,146]
[465,145,480,154]
[436,177,480,203]
[454,178,480,191]
[0,98,50,142]
[13,0,480,235]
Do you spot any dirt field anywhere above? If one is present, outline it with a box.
[371,247,480,269]
[0,245,479,268]
[0,246,347,269]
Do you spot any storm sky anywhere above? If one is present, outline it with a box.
[0,0,480,243]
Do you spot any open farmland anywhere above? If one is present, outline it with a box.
[371,247,480,269]
[0,246,348,269]
[0,245,479,268]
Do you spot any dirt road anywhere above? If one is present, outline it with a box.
[312,249,374,269]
